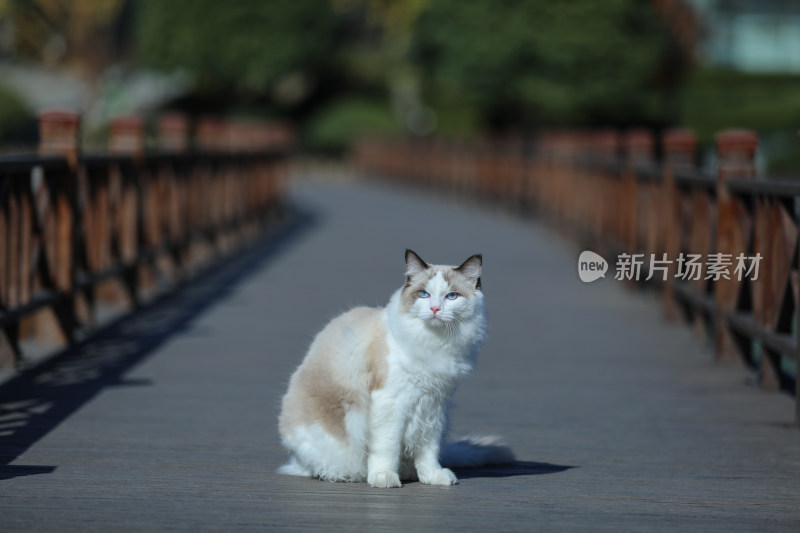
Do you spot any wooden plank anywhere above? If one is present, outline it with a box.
[55,190,72,292]
[0,198,7,308]
[7,185,19,308]
[19,189,31,305]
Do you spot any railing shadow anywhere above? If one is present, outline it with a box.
[0,207,317,481]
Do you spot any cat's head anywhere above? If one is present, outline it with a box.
[401,249,483,328]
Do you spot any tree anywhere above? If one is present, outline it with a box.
[0,0,126,78]
[136,0,337,101]
[413,0,681,130]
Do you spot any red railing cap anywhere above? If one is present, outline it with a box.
[663,128,697,151]
[592,129,620,152]
[157,113,190,152]
[38,110,80,164]
[196,117,227,150]
[158,112,189,131]
[624,128,654,149]
[110,115,144,132]
[715,129,758,154]
[108,115,145,155]
[38,109,81,126]
[197,117,223,131]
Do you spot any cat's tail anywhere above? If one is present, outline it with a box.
[440,435,515,468]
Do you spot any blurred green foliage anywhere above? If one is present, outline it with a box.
[136,0,682,138]
[680,68,800,175]
[430,99,481,138]
[0,83,32,144]
[137,0,336,94]
[765,140,800,177]
[414,0,678,129]
[681,68,800,142]
[305,98,401,153]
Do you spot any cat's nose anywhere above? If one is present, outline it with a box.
[430,305,441,316]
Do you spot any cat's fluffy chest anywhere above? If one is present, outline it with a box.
[386,334,473,391]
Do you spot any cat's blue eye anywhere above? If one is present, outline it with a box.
[446,292,458,300]
[418,290,430,298]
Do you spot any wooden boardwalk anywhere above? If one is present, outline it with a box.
[1,174,799,532]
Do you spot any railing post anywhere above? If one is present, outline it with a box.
[109,116,145,157]
[594,130,619,250]
[38,110,80,297]
[158,113,189,153]
[39,110,81,167]
[157,114,189,268]
[623,129,654,255]
[624,129,654,167]
[39,111,80,340]
[662,129,697,320]
[107,116,144,305]
[714,129,757,364]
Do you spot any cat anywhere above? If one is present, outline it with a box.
[277,249,514,487]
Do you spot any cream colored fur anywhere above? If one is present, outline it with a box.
[278,250,514,487]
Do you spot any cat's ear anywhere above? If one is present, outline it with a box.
[405,249,429,279]
[457,254,482,289]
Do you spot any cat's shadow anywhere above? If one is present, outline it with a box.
[453,461,575,480]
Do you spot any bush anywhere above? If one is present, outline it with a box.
[0,83,32,145]
[681,68,800,142]
[681,68,800,176]
[414,0,677,129]
[304,99,401,154]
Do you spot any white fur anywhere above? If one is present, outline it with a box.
[279,260,513,487]
[280,421,368,482]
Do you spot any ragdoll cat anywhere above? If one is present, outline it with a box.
[278,250,514,487]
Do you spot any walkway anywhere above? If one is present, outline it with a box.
[1,173,799,532]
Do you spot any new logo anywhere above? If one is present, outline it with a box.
[578,250,608,283]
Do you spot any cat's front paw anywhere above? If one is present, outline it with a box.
[420,467,458,486]
[368,471,402,488]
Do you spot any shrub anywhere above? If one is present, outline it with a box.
[304,99,401,153]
